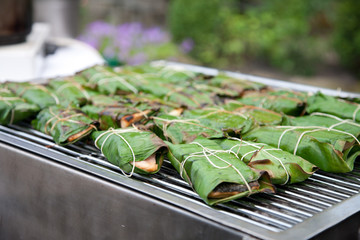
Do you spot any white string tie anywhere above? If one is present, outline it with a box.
[229,137,290,185]
[94,128,140,177]
[179,141,253,195]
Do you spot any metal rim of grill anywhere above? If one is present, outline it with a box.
[1,62,360,240]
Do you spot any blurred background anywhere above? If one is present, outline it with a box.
[2,0,360,91]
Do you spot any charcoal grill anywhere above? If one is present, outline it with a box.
[1,63,360,240]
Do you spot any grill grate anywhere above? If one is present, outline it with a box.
[0,123,359,240]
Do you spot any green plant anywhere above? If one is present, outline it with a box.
[169,0,336,75]
[333,0,360,77]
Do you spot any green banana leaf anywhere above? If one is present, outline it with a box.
[193,82,239,98]
[223,101,283,125]
[157,66,198,83]
[215,138,317,185]
[182,108,254,135]
[92,128,167,174]
[281,113,360,136]
[48,76,93,106]
[307,92,360,122]
[122,64,198,84]
[32,106,99,145]
[207,74,266,95]
[5,82,59,109]
[78,65,139,95]
[89,94,127,106]
[0,88,40,124]
[166,137,275,205]
[237,91,306,116]
[151,114,224,144]
[262,89,309,101]
[139,83,215,109]
[243,126,360,173]
[82,102,157,130]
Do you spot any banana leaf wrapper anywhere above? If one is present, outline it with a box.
[151,114,224,144]
[82,103,157,130]
[157,67,198,83]
[78,65,138,95]
[125,93,181,108]
[123,64,198,84]
[166,138,275,205]
[0,88,40,124]
[48,76,93,106]
[237,92,306,116]
[5,82,59,109]
[250,89,309,101]
[182,108,254,135]
[215,138,317,185]
[123,93,184,116]
[139,83,215,108]
[92,128,167,174]
[281,114,360,136]
[207,74,266,95]
[223,101,283,125]
[193,82,239,98]
[307,92,360,122]
[32,106,99,145]
[164,88,215,108]
[243,126,360,173]
[89,94,128,106]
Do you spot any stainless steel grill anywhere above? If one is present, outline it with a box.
[1,63,360,239]
[1,122,359,240]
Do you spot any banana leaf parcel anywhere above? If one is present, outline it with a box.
[151,114,224,144]
[32,106,99,145]
[215,138,317,185]
[139,83,216,109]
[243,126,360,173]
[237,91,306,116]
[82,102,157,130]
[223,101,283,125]
[182,108,254,135]
[48,76,93,107]
[78,65,139,95]
[5,82,59,109]
[281,113,360,136]
[92,128,167,175]
[307,92,360,122]
[207,74,266,95]
[0,88,40,124]
[166,137,275,205]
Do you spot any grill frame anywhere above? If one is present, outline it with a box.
[1,62,360,239]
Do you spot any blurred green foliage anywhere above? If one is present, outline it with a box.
[169,0,359,76]
[333,0,360,77]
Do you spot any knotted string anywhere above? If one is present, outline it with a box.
[276,125,360,155]
[228,137,290,185]
[179,141,253,195]
[44,107,97,135]
[310,112,360,128]
[94,128,140,177]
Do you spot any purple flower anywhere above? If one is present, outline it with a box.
[127,53,147,65]
[142,27,169,44]
[87,21,115,37]
[78,20,188,65]
[77,35,100,49]
[180,38,194,53]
